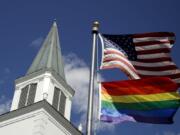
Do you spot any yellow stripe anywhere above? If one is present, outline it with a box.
[101,92,180,103]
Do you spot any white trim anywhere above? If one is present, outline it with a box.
[0,109,44,127]
[0,109,71,135]
[50,75,71,98]
[15,75,43,88]
[57,90,61,111]
[25,85,31,106]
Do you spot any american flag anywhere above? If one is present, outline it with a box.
[99,32,180,86]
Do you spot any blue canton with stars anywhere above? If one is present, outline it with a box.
[103,34,137,61]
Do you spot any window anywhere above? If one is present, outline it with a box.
[27,83,37,105]
[52,87,60,109]
[18,83,37,108]
[52,87,66,115]
[59,92,66,115]
[18,85,28,108]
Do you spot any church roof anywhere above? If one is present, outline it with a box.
[0,100,82,135]
[26,22,66,80]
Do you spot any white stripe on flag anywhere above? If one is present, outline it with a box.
[102,61,140,79]
[135,43,172,51]
[131,61,175,67]
[137,53,170,59]
[104,48,128,57]
[104,49,126,58]
[133,37,174,43]
[103,54,134,68]
[172,78,180,83]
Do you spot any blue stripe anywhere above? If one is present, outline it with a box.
[100,114,173,124]
[101,107,178,117]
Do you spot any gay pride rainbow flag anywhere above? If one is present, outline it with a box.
[99,77,180,124]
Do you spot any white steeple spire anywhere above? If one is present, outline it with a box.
[0,21,81,135]
[26,21,66,80]
[10,22,74,121]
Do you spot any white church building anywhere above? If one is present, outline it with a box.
[0,22,82,135]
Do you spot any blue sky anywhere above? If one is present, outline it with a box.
[0,0,180,135]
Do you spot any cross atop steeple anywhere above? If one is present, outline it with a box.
[27,21,65,80]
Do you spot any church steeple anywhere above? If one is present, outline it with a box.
[27,21,65,80]
[0,22,82,135]
[10,22,74,121]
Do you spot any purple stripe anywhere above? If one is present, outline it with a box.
[100,113,174,124]
[100,114,136,124]
[132,115,174,124]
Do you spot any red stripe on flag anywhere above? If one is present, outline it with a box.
[137,57,172,63]
[101,77,178,96]
[134,65,178,71]
[137,48,170,55]
[100,33,180,87]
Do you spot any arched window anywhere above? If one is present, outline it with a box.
[18,83,37,108]
[52,87,66,115]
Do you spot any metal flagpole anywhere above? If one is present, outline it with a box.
[86,21,99,135]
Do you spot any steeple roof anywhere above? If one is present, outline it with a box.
[26,22,65,79]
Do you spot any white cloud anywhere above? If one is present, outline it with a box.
[64,53,115,133]
[64,53,89,113]
[0,95,11,115]
[29,37,43,48]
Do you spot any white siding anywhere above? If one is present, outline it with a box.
[0,109,71,135]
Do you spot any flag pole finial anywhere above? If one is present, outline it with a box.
[92,21,99,33]
[52,19,57,27]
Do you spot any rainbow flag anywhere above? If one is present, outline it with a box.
[99,77,180,124]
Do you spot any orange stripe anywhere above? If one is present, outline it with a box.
[101,77,178,96]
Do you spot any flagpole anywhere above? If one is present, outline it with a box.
[86,21,99,135]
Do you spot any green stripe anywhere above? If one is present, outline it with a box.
[101,99,180,111]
